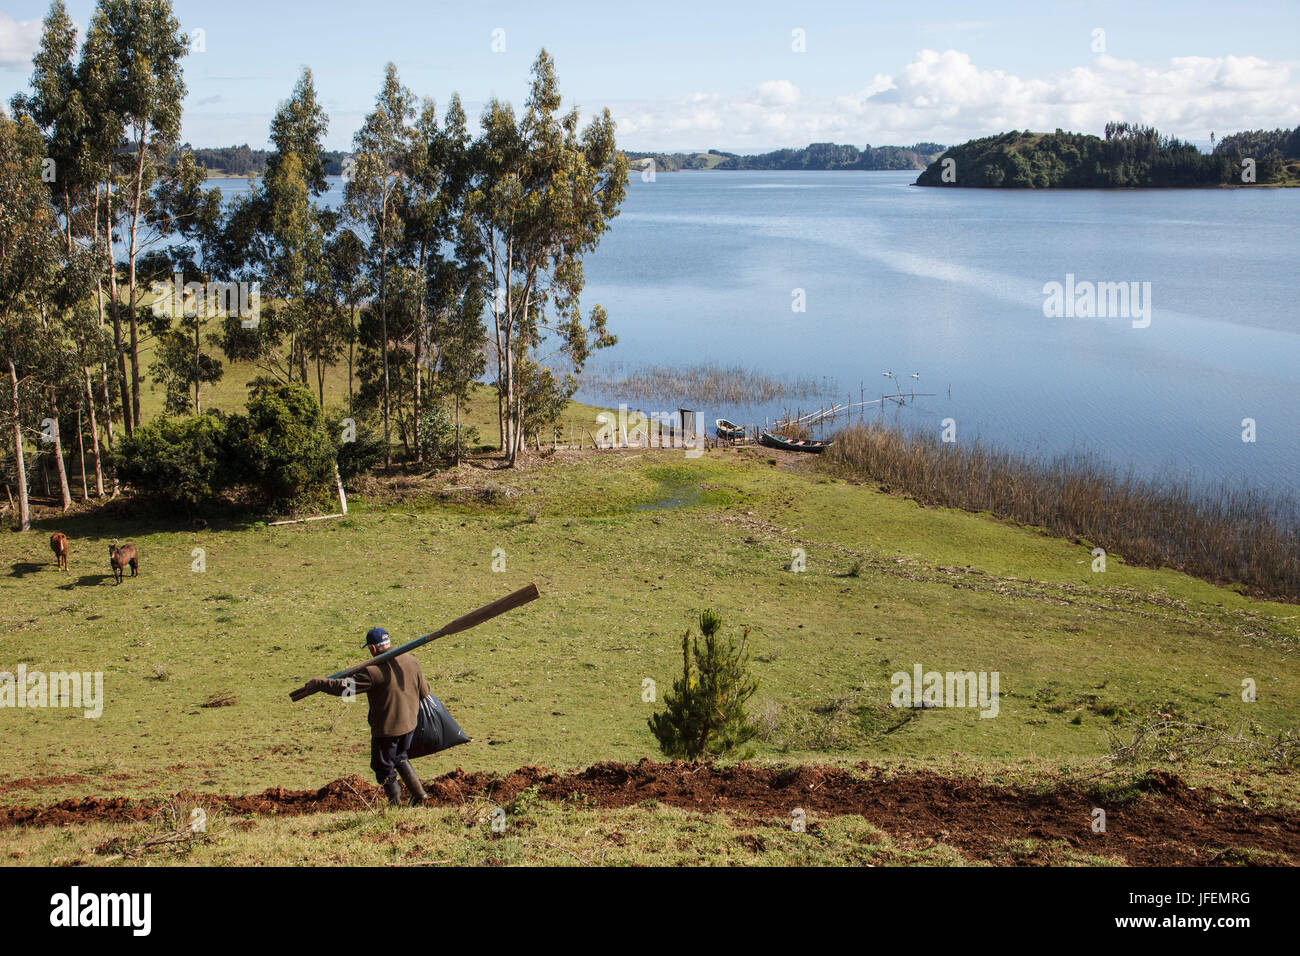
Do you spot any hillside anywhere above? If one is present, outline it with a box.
[916,123,1300,188]
[182,144,353,178]
[713,141,944,170]
[3,443,1298,864]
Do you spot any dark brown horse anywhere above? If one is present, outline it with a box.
[108,541,138,584]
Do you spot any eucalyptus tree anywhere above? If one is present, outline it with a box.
[325,228,370,416]
[345,63,417,469]
[266,67,331,199]
[150,151,226,413]
[426,258,488,467]
[398,94,481,463]
[467,50,628,465]
[9,1,87,257]
[423,94,487,467]
[0,115,62,529]
[10,2,104,499]
[263,150,324,385]
[265,67,332,387]
[81,0,189,431]
[74,22,129,449]
[63,303,115,496]
[395,98,444,462]
[225,68,332,390]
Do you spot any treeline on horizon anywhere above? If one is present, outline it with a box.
[625,141,946,172]
[182,143,352,177]
[190,140,947,177]
[1,0,628,530]
[916,122,1300,188]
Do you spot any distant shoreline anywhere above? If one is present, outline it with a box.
[915,126,1300,189]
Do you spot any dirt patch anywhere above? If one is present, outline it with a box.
[2,761,1296,866]
[0,774,92,794]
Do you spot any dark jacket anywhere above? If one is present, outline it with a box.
[319,654,430,738]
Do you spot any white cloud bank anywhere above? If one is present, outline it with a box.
[0,13,43,70]
[611,49,1300,151]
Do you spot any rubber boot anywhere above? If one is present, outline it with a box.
[383,776,403,806]
[396,759,426,806]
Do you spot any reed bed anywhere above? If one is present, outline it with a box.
[583,362,832,407]
[822,423,1300,601]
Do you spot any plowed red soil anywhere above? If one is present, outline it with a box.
[3,760,1296,865]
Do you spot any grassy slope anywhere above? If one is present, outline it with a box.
[12,800,991,867]
[130,334,607,451]
[3,447,1297,811]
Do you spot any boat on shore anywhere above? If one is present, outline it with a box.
[715,419,746,440]
[759,432,833,454]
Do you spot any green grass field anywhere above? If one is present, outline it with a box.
[4,441,1298,818]
[5,345,1298,865]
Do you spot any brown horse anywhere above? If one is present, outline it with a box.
[50,532,69,572]
[108,541,138,584]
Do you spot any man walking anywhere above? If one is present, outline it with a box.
[307,627,430,807]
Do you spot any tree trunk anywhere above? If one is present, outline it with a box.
[347,302,356,416]
[413,245,427,465]
[104,181,131,437]
[93,183,118,462]
[194,307,202,414]
[379,223,392,469]
[85,369,105,498]
[8,360,30,531]
[77,404,89,502]
[413,324,423,465]
[127,125,147,429]
[454,394,461,468]
[47,389,73,511]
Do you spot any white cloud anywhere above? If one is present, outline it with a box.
[607,49,1300,152]
[755,79,801,107]
[0,13,43,70]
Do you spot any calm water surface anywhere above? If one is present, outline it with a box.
[208,172,1299,492]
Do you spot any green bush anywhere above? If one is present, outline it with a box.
[648,610,759,760]
[417,404,479,464]
[335,414,387,480]
[114,386,346,514]
[115,413,232,512]
[226,384,339,510]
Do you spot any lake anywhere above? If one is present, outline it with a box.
[205,171,1299,492]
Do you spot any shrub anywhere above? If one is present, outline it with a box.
[225,384,339,510]
[335,414,387,480]
[417,404,479,464]
[115,413,232,512]
[648,610,758,760]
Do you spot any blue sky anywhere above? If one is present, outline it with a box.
[3,0,1298,151]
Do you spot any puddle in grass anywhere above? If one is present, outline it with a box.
[631,467,737,512]
[632,483,707,512]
